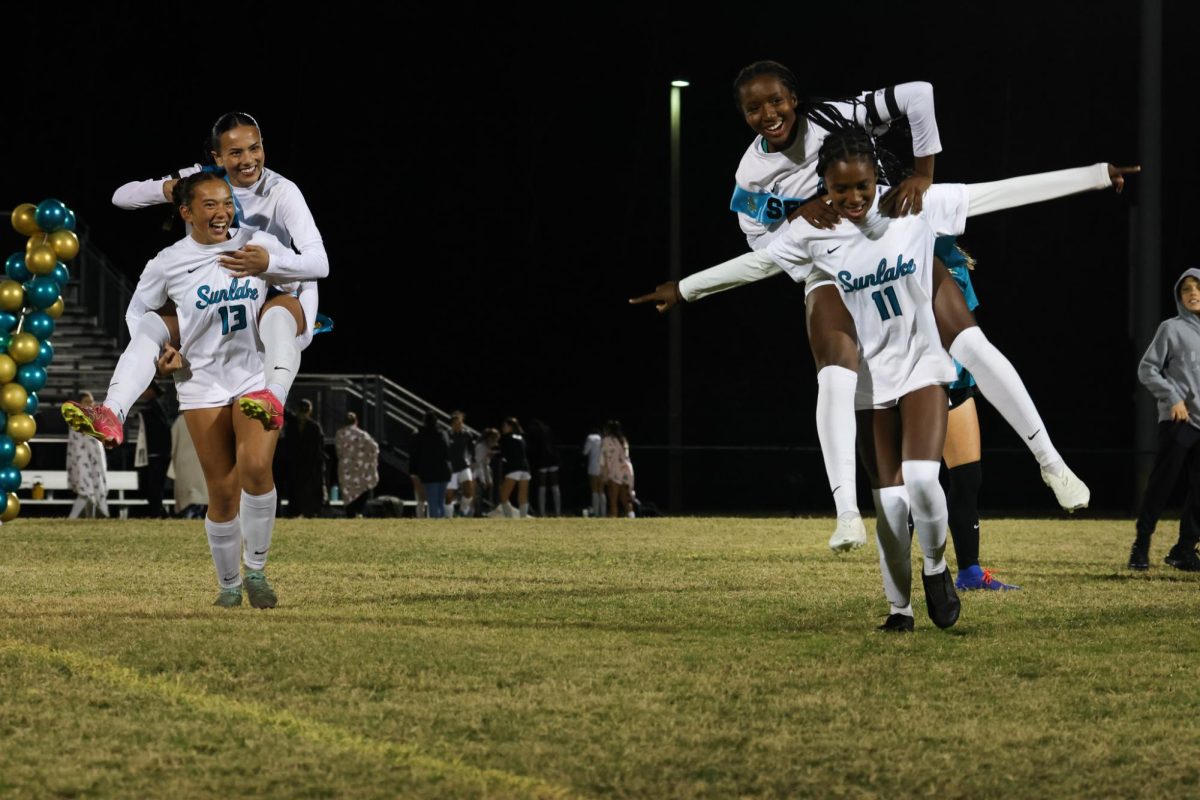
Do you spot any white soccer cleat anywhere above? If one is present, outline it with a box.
[829,512,868,553]
[1041,465,1090,512]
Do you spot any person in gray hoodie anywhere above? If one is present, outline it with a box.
[1131,268,1200,571]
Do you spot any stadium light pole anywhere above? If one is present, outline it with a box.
[669,79,688,514]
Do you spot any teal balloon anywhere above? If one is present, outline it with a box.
[0,334,9,353]
[27,276,59,310]
[16,365,46,392]
[24,393,37,415]
[24,311,55,340]
[35,199,69,232]
[0,313,16,334]
[63,207,77,232]
[0,435,13,465]
[52,261,70,285]
[0,410,7,432]
[0,466,20,493]
[5,253,31,283]
[34,340,53,367]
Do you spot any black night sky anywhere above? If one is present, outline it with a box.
[3,3,1193,512]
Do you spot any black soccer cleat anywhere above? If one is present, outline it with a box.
[877,613,914,633]
[1128,539,1150,572]
[921,567,961,629]
[1164,545,1200,573]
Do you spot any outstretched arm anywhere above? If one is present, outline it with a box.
[630,250,783,313]
[967,163,1139,217]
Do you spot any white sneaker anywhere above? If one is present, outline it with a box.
[1041,464,1090,512]
[829,512,868,553]
[486,506,506,518]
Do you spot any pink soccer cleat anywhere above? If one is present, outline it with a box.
[61,402,124,448]
[238,389,284,431]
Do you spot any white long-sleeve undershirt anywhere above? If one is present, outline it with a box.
[680,163,1113,304]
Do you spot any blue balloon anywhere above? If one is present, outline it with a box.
[0,466,21,493]
[34,340,53,367]
[16,365,46,392]
[35,199,69,232]
[27,276,59,310]
[24,393,38,416]
[24,311,55,340]
[0,435,13,465]
[0,313,17,334]
[63,207,77,232]
[0,334,10,353]
[52,261,70,285]
[5,252,31,283]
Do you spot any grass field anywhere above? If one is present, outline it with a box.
[1,516,1198,799]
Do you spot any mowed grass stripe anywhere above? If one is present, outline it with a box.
[0,639,576,800]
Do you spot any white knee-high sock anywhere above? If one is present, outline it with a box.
[240,489,277,570]
[949,327,1064,473]
[592,491,605,517]
[104,313,170,423]
[551,486,561,516]
[873,486,913,615]
[815,366,860,517]
[902,460,948,575]
[260,306,301,405]
[206,516,243,588]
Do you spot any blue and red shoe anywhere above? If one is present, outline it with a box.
[955,564,1020,591]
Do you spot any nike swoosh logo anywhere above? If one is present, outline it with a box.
[188,266,203,273]
[828,245,842,254]
[253,549,268,556]
[1026,429,1041,441]
[223,573,239,582]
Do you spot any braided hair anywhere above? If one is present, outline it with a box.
[815,128,910,190]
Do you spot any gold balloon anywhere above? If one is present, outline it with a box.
[26,245,56,275]
[0,355,16,384]
[0,383,27,415]
[46,297,64,319]
[25,233,48,255]
[12,442,30,469]
[49,230,79,261]
[0,281,24,313]
[8,333,39,365]
[1,492,19,522]
[11,204,40,237]
[7,413,35,443]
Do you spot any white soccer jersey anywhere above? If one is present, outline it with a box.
[765,185,969,408]
[133,227,290,409]
[733,82,942,250]
[113,166,328,345]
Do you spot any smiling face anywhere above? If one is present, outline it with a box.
[180,178,235,244]
[212,124,265,188]
[738,75,800,150]
[822,156,877,223]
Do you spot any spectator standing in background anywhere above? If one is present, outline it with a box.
[335,412,380,518]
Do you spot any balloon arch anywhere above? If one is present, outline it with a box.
[3,199,77,522]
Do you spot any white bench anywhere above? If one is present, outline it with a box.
[18,471,170,513]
